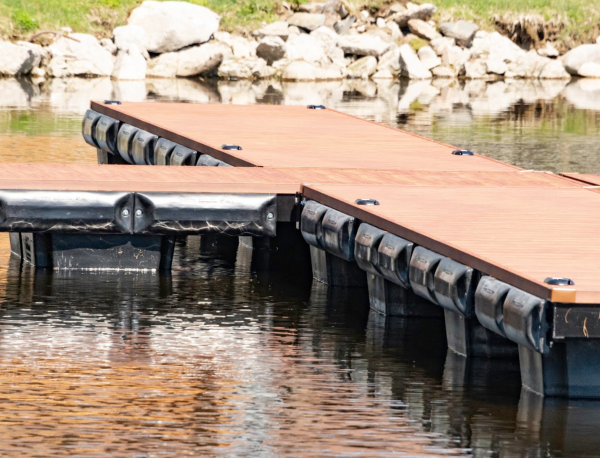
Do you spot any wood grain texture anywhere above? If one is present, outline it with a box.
[302,183,600,304]
[91,101,518,172]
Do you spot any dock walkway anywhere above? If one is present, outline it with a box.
[3,101,600,398]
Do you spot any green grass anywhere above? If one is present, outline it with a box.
[0,0,598,43]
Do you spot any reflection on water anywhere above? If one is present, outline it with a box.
[1,76,600,456]
[2,77,600,172]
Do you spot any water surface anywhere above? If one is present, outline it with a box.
[0,76,599,457]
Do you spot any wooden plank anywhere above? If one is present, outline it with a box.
[91,101,518,172]
[302,183,600,304]
[561,173,600,187]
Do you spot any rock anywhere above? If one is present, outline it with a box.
[147,52,179,78]
[113,25,148,59]
[439,21,479,47]
[128,1,220,53]
[470,32,523,63]
[386,21,403,39]
[597,36,600,44]
[100,38,117,55]
[485,57,507,75]
[0,41,40,76]
[254,21,292,40]
[339,34,391,56]
[441,45,470,73]
[177,42,227,76]
[417,45,441,70]
[218,57,273,80]
[464,58,488,79]
[391,3,437,27]
[356,25,366,33]
[48,33,114,77]
[537,42,559,58]
[505,50,570,79]
[285,34,327,64]
[287,12,326,31]
[579,62,600,78]
[376,18,386,28]
[431,65,457,78]
[376,47,401,77]
[539,59,571,79]
[408,19,440,41]
[334,15,356,35]
[281,60,343,80]
[112,44,147,80]
[256,36,286,65]
[346,55,377,78]
[398,43,432,79]
[372,69,394,79]
[430,37,455,56]
[230,36,258,59]
[562,44,600,75]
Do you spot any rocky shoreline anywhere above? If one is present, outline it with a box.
[3,0,600,82]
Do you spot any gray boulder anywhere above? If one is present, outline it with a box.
[339,33,391,56]
[218,57,274,79]
[48,33,114,77]
[398,43,432,79]
[439,21,479,47]
[0,41,41,76]
[287,12,327,31]
[562,44,600,75]
[346,55,377,78]
[256,36,286,65]
[128,1,220,53]
[408,19,440,41]
[177,42,227,76]
[334,15,355,34]
[391,3,437,27]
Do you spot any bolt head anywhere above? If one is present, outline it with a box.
[135,209,143,217]
[267,212,274,220]
[121,209,130,217]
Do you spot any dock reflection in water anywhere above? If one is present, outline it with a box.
[0,236,597,456]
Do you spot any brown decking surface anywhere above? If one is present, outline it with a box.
[92,101,517,172]
[302,183,600,304]
[0,164,579,193]
[561,173,600,186]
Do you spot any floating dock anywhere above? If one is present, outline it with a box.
[3,101,600,398]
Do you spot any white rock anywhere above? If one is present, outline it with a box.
[597,36,600,44]
[408,19,440,41]
[48,33,114,77]
[218,57,273,79]
[177,42,227,76]
[100,38,117,55]
[346,55,377,78]
[281,60,343,80]
[386,21,403,39]
[360,10,370,20]
[287,12,327,31]
[128,1,220,53]
[578,62,600,78]
[430,37,455,56]
[562,44,600,75]
[439,21,479,47]
[356,25,366,33]
[417,45,441,70]
[376,47,401,76]
[398,43,432,79]
[537,42,559,58]
[113,25,148,59]
[464,58,488,79]
[539,59,571,79]
[505,50,570,79]
[470,32,523,63]
[230,36,258,59]
[376,18,386,28]
[112,43,147,80]
[372,69,394,79]
[256,36,286,65]
[0,41,40,76]
[441,45,470,73]
[339,34,391,56]
[285,34,327,64]
[147,52,179,78]
[392,3,437,27]
[254,21,291,40]
[485,57,507,75]
[432,65,457,78]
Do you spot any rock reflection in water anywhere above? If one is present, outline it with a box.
[0,235,598,456]
[1,76,600,172]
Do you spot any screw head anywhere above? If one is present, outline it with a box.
[121,209,130,217]
[267,212,274,220]
[135,209,143,217]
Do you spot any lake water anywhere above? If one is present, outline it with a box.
[1,76,600,457]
